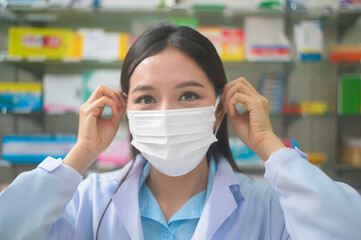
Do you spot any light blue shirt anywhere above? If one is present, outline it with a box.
[138,158,217,240]
[1,147,361,240]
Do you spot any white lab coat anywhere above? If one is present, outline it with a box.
[0,148,361,239]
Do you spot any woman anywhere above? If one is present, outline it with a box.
[0,22,360,240]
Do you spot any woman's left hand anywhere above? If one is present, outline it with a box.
[222,77,285,161]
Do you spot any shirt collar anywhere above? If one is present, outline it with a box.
[138,156,218,225]
[138,155,217,195]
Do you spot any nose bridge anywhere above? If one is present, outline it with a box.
[159,97,174,110]
[157,88,177,110]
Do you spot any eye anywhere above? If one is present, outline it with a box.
[179,92,200,102]
[135,95,156,104]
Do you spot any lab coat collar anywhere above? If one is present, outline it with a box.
[110,154,244,240]
[111,154,145,240]
[191,155,244,240]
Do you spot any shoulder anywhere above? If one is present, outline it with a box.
[75,165,131,202]
[233,171,284,223]
[234,172,277,203]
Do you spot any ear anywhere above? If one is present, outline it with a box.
[214,99,225,129]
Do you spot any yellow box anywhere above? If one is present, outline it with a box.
[198,27,245,62]
[8,27,74,60]
[70,32,84,60]
[118,33,129,61]
[300,101,328,115]
[0,82,42,93]
[221,28,245,62]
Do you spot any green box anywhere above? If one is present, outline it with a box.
[340,75,361,115]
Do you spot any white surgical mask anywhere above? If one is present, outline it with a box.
[127,96,220,177]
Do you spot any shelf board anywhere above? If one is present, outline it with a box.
[4,111,354,119]
[1,111,78,116]
[338,114,361,118]
[0,160,11,168]
[2,4,360,23]
[270,113,338,118]
[1,56,123,68]
[335,164,361,172]
[2,55,353,67]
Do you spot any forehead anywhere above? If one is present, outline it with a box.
[129,47,213,89]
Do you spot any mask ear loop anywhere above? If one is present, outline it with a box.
[214,95,222,136]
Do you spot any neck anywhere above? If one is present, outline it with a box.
[146,156,209,222]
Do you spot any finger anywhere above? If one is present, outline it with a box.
[112,90,123,109]
[227,92,252,117]
[224,77,259,99]
[110,104,125,128]
[89,96,118,117]
[224,80,256,104]
[221,77,248,103]
[238,77,259,95]
[119,91,127,108]
[87,85,122,108]
[224,77,243,91]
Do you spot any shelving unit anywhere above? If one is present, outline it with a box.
[0,3,360,189]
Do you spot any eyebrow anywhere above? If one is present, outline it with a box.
[131,81,205,93]
[131,85,155,93]
[175,81,205,89]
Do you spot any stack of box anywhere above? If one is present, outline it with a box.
[339,75,361,115]
[300,101,328,115]
[2,135,77,164]
[0,82,42,113]
[245,16,291,61]
[198,27,245,62]
[99,0,160,8]
[294,20,323,61]
[43,70,121,114]
[8,27,129,61]
[8,27,75,60]
[340,137,361,167]
[43,74,83,113]
[259,73,284,114]
[5,0,46,5]
[77,29,129,61]
[330,44,361,63]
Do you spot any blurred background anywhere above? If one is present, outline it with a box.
[0,0,360,193]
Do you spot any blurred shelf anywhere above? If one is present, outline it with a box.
[335,164,361,172]
[338,114,361,118]
[1,4,360,24]
[0,110,343,118]
[4,111,358,119]
[270,113,338,118]
[0,110,78,116]
[236,162,361,174]
[0,160,11,168]
[2,55,358,68]
[1,56,123,67]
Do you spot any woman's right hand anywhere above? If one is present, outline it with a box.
[63,85,127,174]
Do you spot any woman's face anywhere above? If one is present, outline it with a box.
[127,47,217,111]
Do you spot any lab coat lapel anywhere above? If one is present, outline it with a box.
[192,157,243,240]
[111,155,145,240]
